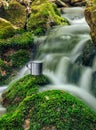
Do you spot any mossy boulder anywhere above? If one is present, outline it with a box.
[0,31,34,51]
[2,74,50,109]
[0,0,26,28]
[0,31,34,85]
[0,18,16,39]
[85,0,96,46]
[27,0,68,35]
[1,88,96,130]
[10,49,30,68]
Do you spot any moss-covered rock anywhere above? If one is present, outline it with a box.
[0,18,16,39]
[10,49,30,68]
[2,74,50,109]
[0,31,34,51]
[0,31,34,85]
[1,89,96,130]
[27,0,68,35]
[85,0,96,46]
[0,0,26,28]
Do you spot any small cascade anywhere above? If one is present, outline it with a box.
[71,37,90,56]
[71,36,91,62]
[0,7,96,116]
[61,7,84,18]
[61,7,87,25]
[79,68,92,92]
[36,7,96,110]
[71,17,86,24]
[56,57,70,83]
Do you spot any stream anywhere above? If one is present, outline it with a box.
[0,7,96,116]
[36,7,96,111]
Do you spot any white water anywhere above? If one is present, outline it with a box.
[0,7,96,115]
[79,67,92,92]
[56,57,70,83]
[37,7,96,111]
[71,37,90,56]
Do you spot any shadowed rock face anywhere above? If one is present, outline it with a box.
[85,0,96,46]
[49,0,86,7]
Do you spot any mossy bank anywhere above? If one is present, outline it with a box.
[0,0,68,85]
[27,0,68,35]
[0,31,34,85]
[0,74,96,130]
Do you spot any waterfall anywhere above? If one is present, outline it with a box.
[71,37,90,56]
[71,36,91,62]
[36,7,96,111]
[79,67,92,92]
[0,7,96,114]
[56,57,70,83]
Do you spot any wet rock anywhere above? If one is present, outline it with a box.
[85,0,96,46]
[70,0,86,6]
[50,0,86,7]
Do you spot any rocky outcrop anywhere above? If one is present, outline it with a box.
[27,0,68,35]
[0,75,96,129]
[85,0,96,46]
[0,0,26,28]
[0,0,68,85]
[50,0,86,7]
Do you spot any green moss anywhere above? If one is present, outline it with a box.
[1,90,96,130]
[2,74,50,109]
[10,49,30,68]
[27,0,68,35]
[0,58,11,85]
[0,31,34,85]
[0,31,34,51]
[0,0,26,28]
[0,18,16,39]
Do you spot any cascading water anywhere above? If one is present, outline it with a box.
[36,7,96,111]
[0,7,96,115]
